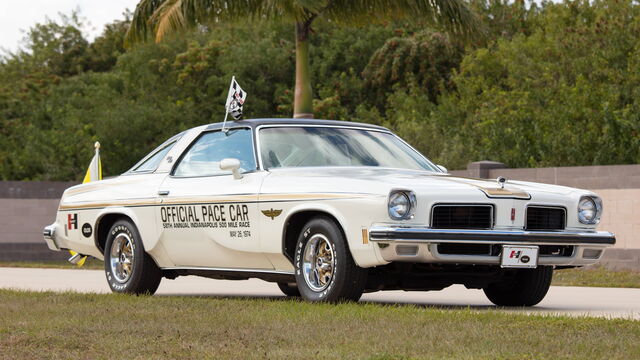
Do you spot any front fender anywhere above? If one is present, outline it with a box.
[281,197,388,268]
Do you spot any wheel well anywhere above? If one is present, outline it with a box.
[282,211,347,263]
[95,214,132,254]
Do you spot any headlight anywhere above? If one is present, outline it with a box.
[578,196,602,225]
[388,190,416,220]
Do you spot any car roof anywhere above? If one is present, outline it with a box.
[204,118,390,131]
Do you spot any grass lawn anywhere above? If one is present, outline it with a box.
[552,267,640,288]
[0,289,638,359]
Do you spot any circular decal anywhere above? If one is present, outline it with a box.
[82,223,93,238]
[521,255,530,264]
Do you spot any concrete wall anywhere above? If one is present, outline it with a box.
[0,181,75,261]
[0,199,62,244]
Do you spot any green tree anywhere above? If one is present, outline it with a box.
[363,29,463,103]
[85,13,131,72]
[126,0,478,118]
[424,0,640,168]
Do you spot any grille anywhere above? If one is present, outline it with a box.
[431,205,493,229]
[526,206,566,230]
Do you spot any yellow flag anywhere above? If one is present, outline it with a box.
[82,142,102,183]
[69,250,87,267]
[72,142,102,267]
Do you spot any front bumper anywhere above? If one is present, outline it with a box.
[369,226,615,266]
[43,223,60,251]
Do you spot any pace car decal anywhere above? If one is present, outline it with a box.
[160,204,252,238]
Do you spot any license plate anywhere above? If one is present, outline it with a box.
[500,245,539,268]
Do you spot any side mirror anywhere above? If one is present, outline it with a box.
[220,158,242,179]
[436,165,448,173]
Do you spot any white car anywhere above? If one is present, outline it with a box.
[43,119,615,305]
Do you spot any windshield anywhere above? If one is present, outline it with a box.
[126,131,184,174]
[259,126,439,171]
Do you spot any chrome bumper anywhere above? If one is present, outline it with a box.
[369,226,615,266]
[370,227,616,245]
[43,223,60,251]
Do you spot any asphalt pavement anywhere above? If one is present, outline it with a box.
[1,267,638,320]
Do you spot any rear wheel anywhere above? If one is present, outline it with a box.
[277,282,300,297]
[104,219,161,295]
[483,266,553,306]
[294,216,367,302]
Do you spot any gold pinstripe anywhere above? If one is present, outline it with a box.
[58,193,375,211]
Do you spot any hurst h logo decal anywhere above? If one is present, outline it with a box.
[509,250,522,259]
[68,213,78,230]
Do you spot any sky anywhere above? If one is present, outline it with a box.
[0,0,139,53]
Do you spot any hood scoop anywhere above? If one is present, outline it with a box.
[479,187,530,199]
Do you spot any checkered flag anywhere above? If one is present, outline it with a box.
[225,76,247,120]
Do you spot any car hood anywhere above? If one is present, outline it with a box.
[264,167,579,198]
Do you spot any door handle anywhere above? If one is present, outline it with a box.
[158,190,170,196]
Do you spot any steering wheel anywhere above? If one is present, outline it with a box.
[268,150,281,168]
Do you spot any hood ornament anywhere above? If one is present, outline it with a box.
[497,176,506,189]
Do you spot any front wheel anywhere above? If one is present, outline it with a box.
[483,266,553,306]
[294,216,367,302]
[104,219,162,295]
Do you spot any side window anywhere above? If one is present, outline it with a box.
[173,128,256,177]
[133,142,175,173]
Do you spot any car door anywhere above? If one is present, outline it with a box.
[155,127,273,269]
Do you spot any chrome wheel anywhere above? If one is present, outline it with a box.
[110,233,135,283]
[302,234,335,292]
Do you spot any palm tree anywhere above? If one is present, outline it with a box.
[127,0,477,119]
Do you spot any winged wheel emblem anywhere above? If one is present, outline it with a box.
[261,208,282,220]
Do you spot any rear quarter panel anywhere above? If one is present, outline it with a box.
[56,174,167,263]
